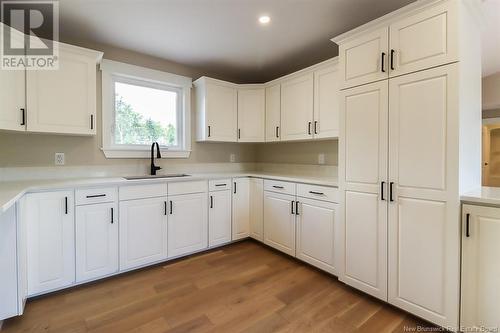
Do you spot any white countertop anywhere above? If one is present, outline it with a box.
[0,172,338,214]
[461,186,500,206]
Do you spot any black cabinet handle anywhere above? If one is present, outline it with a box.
[238,129,241,139]
[215,183,227,187]
[20,108,26,126]
[291,201,295,215]
[295,201,300,215]
[273,185,284,189]
[381,52,386,72]
[90,115,94,130]
[169,200,173,215]
[234,182,237,194]
[210,195,213,209]
[308,122,312,135]
[86,194,106,198]
[111,207,114,224]
[164,201,167,216]
[276,126,279,138]
[389,182,394,202]
[390,49,395,71]
[466,213,470,237]
[381,181,386,201]
[208,125,211,137]
[309,191,324,195]
[65,197,68,214]
[314,121,318,135]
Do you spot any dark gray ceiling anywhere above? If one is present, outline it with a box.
[59,0,417,82]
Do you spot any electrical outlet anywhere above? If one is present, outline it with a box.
[55,152,65,166]
[230,153,236,163]
[318,153,325,165]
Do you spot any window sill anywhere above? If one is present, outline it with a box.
[101,148,191,159]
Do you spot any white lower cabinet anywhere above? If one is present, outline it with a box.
[209,190,232,247]
[119,197,168,270]
[249,178,264,241]
[75,202,118,282]
[461,205,500,331]
[168,192,208,258]
[232,178,250,240]
[25,191,75,296]
[0,205,19,320]
[296,198,338,275]
[263,191,296,256]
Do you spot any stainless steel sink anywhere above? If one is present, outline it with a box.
[124,174,190,180]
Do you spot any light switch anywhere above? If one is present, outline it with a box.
[230,153,236,163]
[318,153,325,165]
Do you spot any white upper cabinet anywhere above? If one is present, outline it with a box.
[237,87,265,142]
[337,27,389,89]
[265,84,281,142]
[194,77,237,142]
[334,1,458,87]
[25,191,75,296]
[313,64,340,139]
[389,1,457,77]
[26,43,102,135]
[280,73,314,141]
[461,205,500,332]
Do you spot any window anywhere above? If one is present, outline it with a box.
[101,60,192,158]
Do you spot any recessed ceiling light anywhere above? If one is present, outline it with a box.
[259,15,271,24]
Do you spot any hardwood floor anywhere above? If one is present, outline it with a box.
[3,240,436,332]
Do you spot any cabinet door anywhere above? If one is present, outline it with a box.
[232,178,250,240]
[76,202,118,282]
[26,44,98,135]
[26,191,75,296]
[388,64,459,328]
[296,199,338,275]
[206,82,237,142]
[249,178,264,241]
[263,191,296,256]
[168,192,208,257]
[265,84,281,142]
[119,197,168,270]
[338,27,389,89]
[339,80,388,301]
[0,69,25,132]
[238,88,265,142]
[313,65,340,139]
[209,190,232,247]
[0,205,18,320]
[281,73,314,141]
[461,205,500,331]
[389,1,457,77]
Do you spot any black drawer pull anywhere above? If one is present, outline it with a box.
[164,201,167,216]
[389,182,394,202]
[381,52,386,72]
[111,207,114,224]
[86,194,106,198]
[466,213,470,237]
[381,181,386,201]
[291,201,295,215]
[295,201,300,215]
[215,183,227,187]
[20,108,26,126]
[64,197,68,214]
[210,195,213,209]
[273,185,284,189]
[169,201,173,215]
[309,191,324,195]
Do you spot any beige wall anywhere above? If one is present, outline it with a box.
[0,40,336,168]
[483,72,500,110]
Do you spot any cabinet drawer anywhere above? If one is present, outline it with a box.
[119,183,167,201]
[76,187,117,205]
[169,180,208,196]
[297,184,339,203]
[209,179,231,192]
[264,180,296,195]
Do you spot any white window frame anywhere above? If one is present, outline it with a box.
[101,59,192,158]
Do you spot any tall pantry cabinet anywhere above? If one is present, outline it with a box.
[333,0,481,329]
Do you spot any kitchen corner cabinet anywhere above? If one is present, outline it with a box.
[25,191,75,296]
[167,192,208,258]
[75,202,119,283]
[119,197,168,270]
[461,205,500,331]
[26,43,102,135]
[232,178,250,240]
[237,88,265,142]
[194,77,238,142]
[280,73,314,141]
[265,84,281,142]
